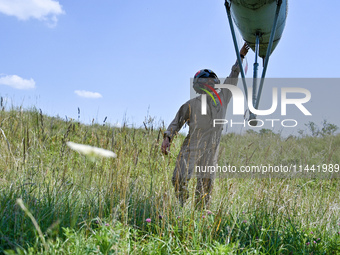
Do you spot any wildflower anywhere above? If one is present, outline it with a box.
[313,241,316,244]
[206,210,212,215]
[105,223,109,226]
[317,238,320,241]
[243,220,247,223]
[310,231,313,234]
[242,211,245,214]
[159,215,163,220]
[202,215,206,219]
[306,242,310,246]
[67,141,116,160]
[146,218,151,223]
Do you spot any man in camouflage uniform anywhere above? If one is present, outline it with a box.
[162,43,249,207]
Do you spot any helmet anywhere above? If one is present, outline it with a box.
[193,69,220,94]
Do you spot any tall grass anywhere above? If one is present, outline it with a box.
[0,107,340,254]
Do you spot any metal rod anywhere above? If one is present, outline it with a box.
[255,0,282,109]
[224,1,248,100]
[252,34,260,107]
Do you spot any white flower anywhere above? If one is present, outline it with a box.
[67,141,116,159]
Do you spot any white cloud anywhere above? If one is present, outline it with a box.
[0,0,64,27]
[0,74,36,90]
[75,90,103,99]
[113,122,121,128]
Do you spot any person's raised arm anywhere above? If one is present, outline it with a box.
[224,42,250,83]
[240,42,250,60]
[220,43,250,105]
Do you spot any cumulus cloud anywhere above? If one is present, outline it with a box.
[113,122,121,128]
[0,74,36,90]
[0,0,64,27]
[75,90,103,99]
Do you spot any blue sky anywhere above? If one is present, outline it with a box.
[0,0,339,135]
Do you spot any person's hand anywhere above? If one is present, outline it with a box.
[161,137,171,155]
[240,42,250,57]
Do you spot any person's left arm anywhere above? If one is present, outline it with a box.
[161,102,190,155]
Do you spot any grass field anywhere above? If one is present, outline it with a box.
[1,107,340,254]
